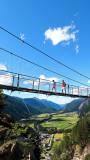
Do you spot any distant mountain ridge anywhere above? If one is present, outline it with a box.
[40,99,65,110]
[2,94,90,121]
[64,98,84,112]
[24,97,64,111]
[64,98,90,114]
[2,95,63,120]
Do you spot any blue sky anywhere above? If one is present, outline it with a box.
[0,0,90,104]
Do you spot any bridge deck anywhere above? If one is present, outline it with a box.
[0,84,89,98]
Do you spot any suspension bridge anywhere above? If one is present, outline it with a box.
[0,70,90,98]
[0,26,90,98]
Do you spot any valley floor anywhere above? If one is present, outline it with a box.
[29,112,79,160]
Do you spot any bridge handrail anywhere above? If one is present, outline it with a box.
[0,69,90,91]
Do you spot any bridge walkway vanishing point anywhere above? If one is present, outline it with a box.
[0,70,90,98]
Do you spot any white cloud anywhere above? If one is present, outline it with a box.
[23,74,60,86]
[20,33,25,41]
[23,79,43,86]
[0,64,7,71]
[0,73,12,85]
[72,88,79,95]
[88,80,90,83]
[73,86,88,95]
[39,75,59,82]
[0,64,12,85]
[79,86,88,90]
[44,24,78,46]
[6,91,75,105]
[75,44,79,54]
[37,94,74,104]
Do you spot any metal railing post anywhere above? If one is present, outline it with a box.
[78,87,79,96]
[12,75,14,87]
[17,74,20,88]
[32,80,34,89]
[49,83,51,92]
[67,84,69,94]
[87,88,88,96]
[38,79,40,90]
[72,87,73,95]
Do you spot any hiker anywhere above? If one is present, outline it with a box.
[61,80,66,93]
[52,80,56,92]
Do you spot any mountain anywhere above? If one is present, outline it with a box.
[2,95,59,120]
[2,95,48,120]
[24,97,57,114]
[2,94,89,121]
[24,97,64,111]
[64,98,90,114]
[78,98,90,116]
[40,99,65,110]
[2,95,32,120]
[64,98,84,112]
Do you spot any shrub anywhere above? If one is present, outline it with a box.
[85,154,90,160]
